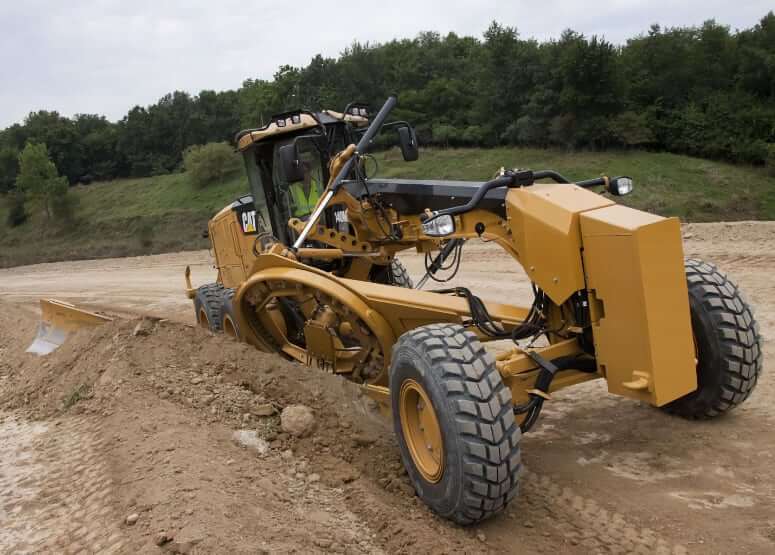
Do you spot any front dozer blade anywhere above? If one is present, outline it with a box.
[26,299,113,356]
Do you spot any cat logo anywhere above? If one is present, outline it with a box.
[241,210,257,233]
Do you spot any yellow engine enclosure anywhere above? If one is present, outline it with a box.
[580,205,696,406]
[208,205,255,288]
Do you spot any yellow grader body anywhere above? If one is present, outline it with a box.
[22,96,760,526]
[181,96,761,525]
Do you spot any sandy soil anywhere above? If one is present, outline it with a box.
[0,221,773,553]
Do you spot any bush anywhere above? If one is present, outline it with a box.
[5,190,27,227]
[732,140,769,166]
[461,125,486,145]
[766,144,775,176]
[50,187,78,226]
[183,142,242,188]
[137,221,154,248]
[549,114,577,149]
[431,124,457,148]
[510,116,546,146]
[610,111,655,147]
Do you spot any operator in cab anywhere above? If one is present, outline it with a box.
[289,160,321,219]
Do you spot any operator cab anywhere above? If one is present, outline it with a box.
[235,106,368,246]
[233,102,419,257]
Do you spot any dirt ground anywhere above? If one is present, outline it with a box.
[0,221,773,554]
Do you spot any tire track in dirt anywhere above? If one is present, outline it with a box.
[517,469,688,554]
[0,413,125,553]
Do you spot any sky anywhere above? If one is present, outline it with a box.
[0,0,771,128]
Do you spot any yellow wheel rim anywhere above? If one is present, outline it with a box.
[399,379,444,483]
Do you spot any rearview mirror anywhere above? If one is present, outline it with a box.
[278,143,305,182]
[398,125,419,162]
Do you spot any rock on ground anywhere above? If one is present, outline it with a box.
[231,429,269,455]
[280,405,315,437]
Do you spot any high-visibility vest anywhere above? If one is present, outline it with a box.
[289,180,320,217]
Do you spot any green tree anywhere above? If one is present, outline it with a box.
[0,145,19,192]
[610,111,655,147]
[15,142,69,220]
[736,12,775,99]
[22,111,82,183]
[239,78,277,127]
[74,114,118,180]
[431,124,457,147]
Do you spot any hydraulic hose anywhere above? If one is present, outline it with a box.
[514,354,597,433]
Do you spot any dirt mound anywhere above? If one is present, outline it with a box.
[0,304,502,553]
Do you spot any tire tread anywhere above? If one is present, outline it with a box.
[392,323,521,525]
[667,259,762,418]
[194,283,225,332]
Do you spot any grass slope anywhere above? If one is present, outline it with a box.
[0,173,247,268]
[1,148,773,268]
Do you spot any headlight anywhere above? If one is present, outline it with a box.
[421,214,455,237]
[608,176,633,196]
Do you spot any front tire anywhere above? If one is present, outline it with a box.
[389,324,521,525]
[664,259,762,418]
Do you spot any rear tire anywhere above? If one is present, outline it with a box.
[388,258,414,288]
[221,288,241,340]
[663,259,762,418]
[194,283,224,332]
[371,258,414,288]
[390,323,521,525]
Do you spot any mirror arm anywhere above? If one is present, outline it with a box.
[380,120,412,130]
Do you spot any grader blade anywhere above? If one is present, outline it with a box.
[26,299,112,356]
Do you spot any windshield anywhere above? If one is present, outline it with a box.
[273,140,324,221]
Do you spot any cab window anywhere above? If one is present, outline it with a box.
[273,140,324,221]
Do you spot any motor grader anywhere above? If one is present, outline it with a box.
[185,95,761,525]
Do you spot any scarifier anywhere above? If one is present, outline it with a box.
[182,95,763,524]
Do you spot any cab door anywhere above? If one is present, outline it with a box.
[242,147,278,240]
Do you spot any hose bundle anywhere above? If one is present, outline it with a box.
[431,283,547,342]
